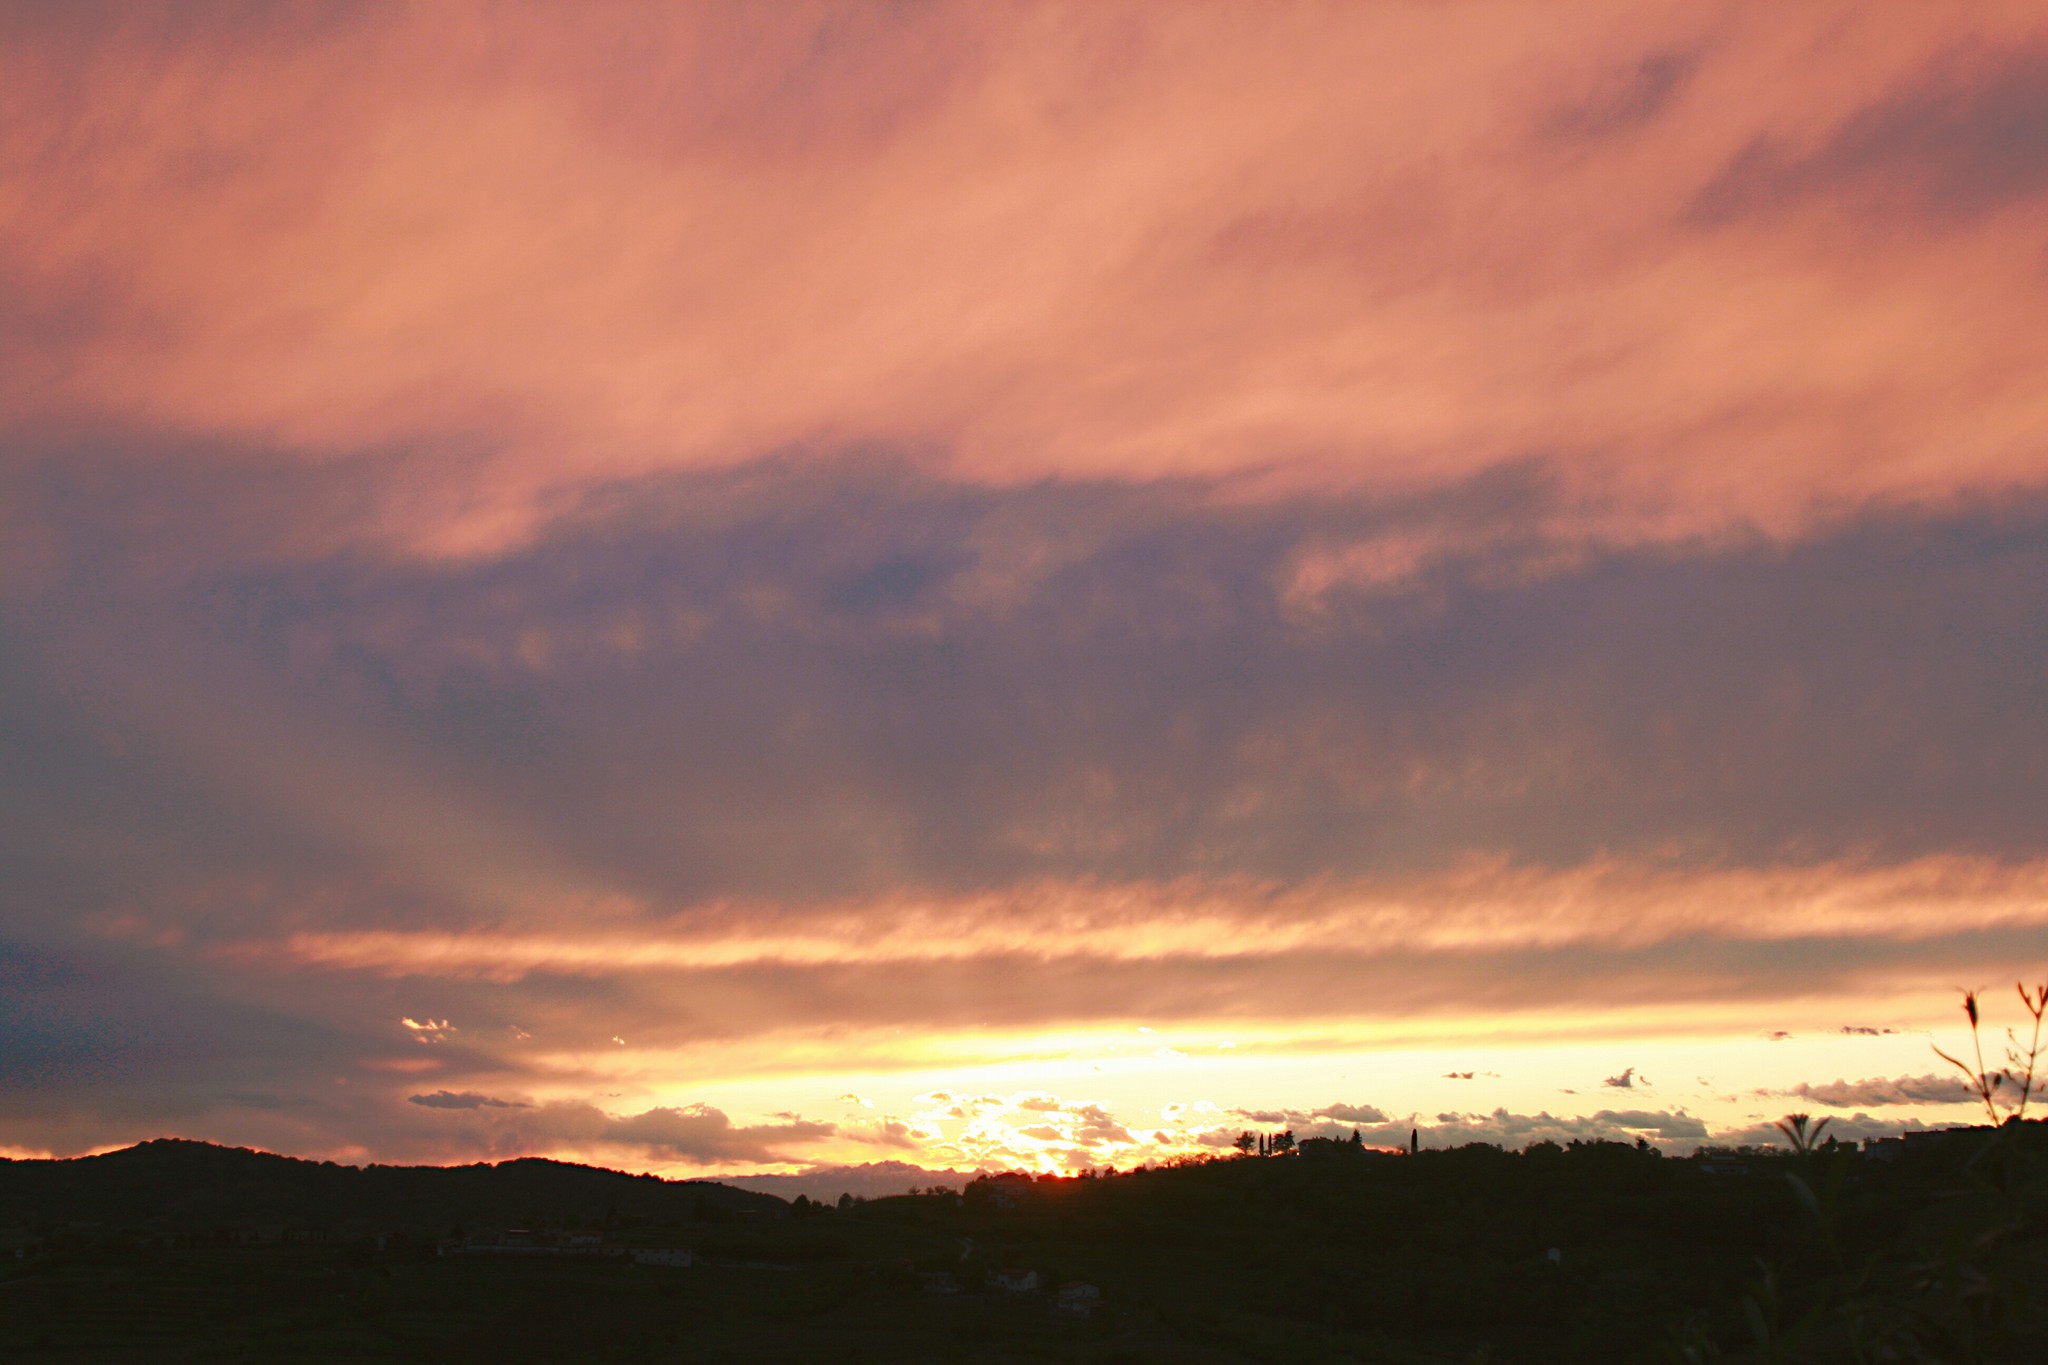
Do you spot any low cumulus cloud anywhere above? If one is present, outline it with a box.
[406,1090,527,1111]
[1779,1073,1977,1108]
[1228,1102,1389,1130]
[606,1105,830,1161]
[968,1096,1137,1152]
[394,1093,837,1165]
[1312,1102,1389,1124]
[1068,1103,1135,1146]
[841,1118,922,1150]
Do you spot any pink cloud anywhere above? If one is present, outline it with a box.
[5,4,2047,559]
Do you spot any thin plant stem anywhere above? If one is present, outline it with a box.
[2009,981,2046,1123]
[1934,989,2004,1126]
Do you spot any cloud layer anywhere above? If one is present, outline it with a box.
[3,4,2046,1167]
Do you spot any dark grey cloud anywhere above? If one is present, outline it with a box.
[407,1090,527,1110]
[1227,1102,1388,1131]
[0,935,350,1098]
[1311,1102,1388,1124]
[6,445,2048,1155]
[1547,48,1698,138]
[594,1103,835,1163]
[362,1098,839,1166]
[13,446,2048,924]
[1781,1073,1975,1108]
[1586,1110,1706,1138]
[1692,44,2048,223]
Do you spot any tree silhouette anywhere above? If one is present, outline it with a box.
[1772,1113,1831,1155]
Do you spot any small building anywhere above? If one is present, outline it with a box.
[446,1228,626,1257]
[919,1271,961,1295]
[631,1247,693,1268]
[971,1173,1034,1209]
[987,1268,1040,1294]
[1055,1281,1101,1315]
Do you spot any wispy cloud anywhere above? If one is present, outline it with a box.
[1691,44,2048,224]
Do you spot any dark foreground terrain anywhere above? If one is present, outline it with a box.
[2,1127,2043,1363]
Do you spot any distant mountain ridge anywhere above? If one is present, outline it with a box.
[0,1139,784,1236]
[712,1159,977,1203]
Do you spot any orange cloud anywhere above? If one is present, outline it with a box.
[238,855,2048,981]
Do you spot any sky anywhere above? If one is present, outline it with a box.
[4,1,2047,1182]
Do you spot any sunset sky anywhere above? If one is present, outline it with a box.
[5,1,2047,1183]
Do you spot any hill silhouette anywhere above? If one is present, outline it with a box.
[0,1138,782,1239]
[2,1128,2044,1362]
